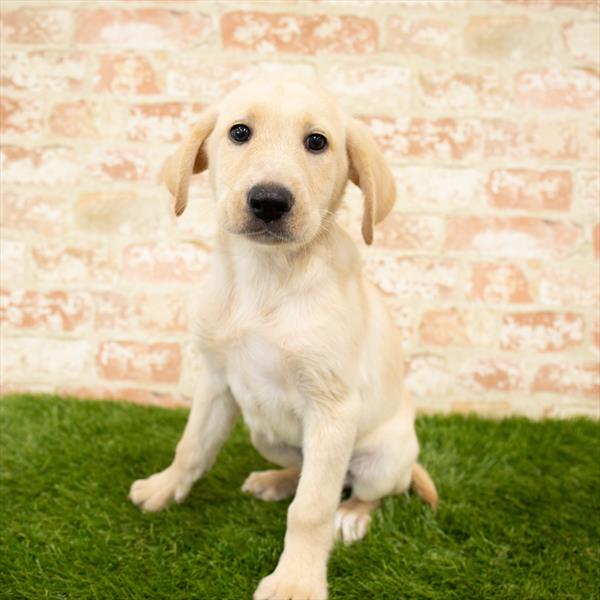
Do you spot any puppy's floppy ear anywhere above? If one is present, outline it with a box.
[162,107,217,216]
[346,118,396,245]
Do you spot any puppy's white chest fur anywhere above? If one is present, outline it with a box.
[225,332,304,447]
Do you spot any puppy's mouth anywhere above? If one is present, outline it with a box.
[241,227,294,244]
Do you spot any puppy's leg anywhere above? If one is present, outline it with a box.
[334,421,419,544]
[242,432,302,501]
[242,467,301,502]
[129,368,238,512]
[334,496,380,545]
[254,396,359,600]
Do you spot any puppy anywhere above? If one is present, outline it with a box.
[129,76,437,600]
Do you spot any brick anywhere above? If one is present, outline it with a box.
[1,337,91,383]
[58,386,190,409]
[562,21,600,63]
[466,262,532,304]
[49,101,99,137]
[322,64,411,113]
[419,308,497,347]
[487,170,572,211]
[0,382,54,397]
[418,70,507,111]
[445,216,583,259]
[1,146,81,185]
[365,257,459,300]
[524,120,581,161]
[221,11,377,54]
[0,239,26,285]
[0,51,88,93]
[393,167,484,210]
[165,60,301,101]
[97,341,182,384]
[533,362,600,397]
[123,242,209,283]
[580,118,600,163]
[87,149,151,182]
[127,102,204,142]
[592,317,600,351]
[32,243,116,284]
[460,358,524,391]
[538,262,600,306]
[95,54,160,95]
[75,8,211,48]
[450,400,512,418]
[163,59,241,99]
[573,170,600,218]
[515,68,599,110]
[0,289,92,333]
[499,0,549,5]
[361,117,482,161]
[551,0,600,9]
[369,214,444,250]
[0,8,71,44]
[464,16,554,61]
[404,354,456,398]
[387,18,458,60]
[91,291,129,330]
[500,311,584,351]
[542,397,600,419]
[133,293,188,332]
[482,119,521,159]
[0,96,43,136]
[1,192,69,236]
[74,191,163,236]
[482,119,580,161]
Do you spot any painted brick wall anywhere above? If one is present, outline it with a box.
[1,0,598,418]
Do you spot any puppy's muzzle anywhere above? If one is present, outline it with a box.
[247,183,294,224]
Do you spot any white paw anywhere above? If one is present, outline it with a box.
[334,507,372,545]
[254,568,327,600]
[129,465,191,512]
[242,469,298,502]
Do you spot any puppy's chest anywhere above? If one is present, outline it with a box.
[224,331,304,447]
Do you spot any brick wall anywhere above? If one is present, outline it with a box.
[1,0,598,418]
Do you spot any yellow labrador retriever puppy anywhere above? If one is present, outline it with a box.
[129,76,437,600]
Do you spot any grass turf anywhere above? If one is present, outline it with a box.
[1,394,599,599]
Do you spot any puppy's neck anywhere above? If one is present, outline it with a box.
[215,222,352,297]
[221,226,325,270]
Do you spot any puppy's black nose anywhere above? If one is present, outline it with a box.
[247,183,293,223]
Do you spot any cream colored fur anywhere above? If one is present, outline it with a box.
[129,77,437,600]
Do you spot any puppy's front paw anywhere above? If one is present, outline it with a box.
[129,466,190,512]
[253,568,327,600]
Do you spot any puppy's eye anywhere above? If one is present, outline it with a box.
[229,124,252,144]
[304,133,327,153]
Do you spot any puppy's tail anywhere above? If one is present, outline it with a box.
[411,463,438,512]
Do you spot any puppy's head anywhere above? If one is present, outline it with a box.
[163,77,395,246]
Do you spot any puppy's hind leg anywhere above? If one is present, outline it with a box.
[242,432,302,501]
[335,496,380,545]
[242,467,301,502]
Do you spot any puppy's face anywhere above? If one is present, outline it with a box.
[164,77,395,247]
[205,79,349,246]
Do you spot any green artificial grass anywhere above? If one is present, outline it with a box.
[1,395,599,599]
